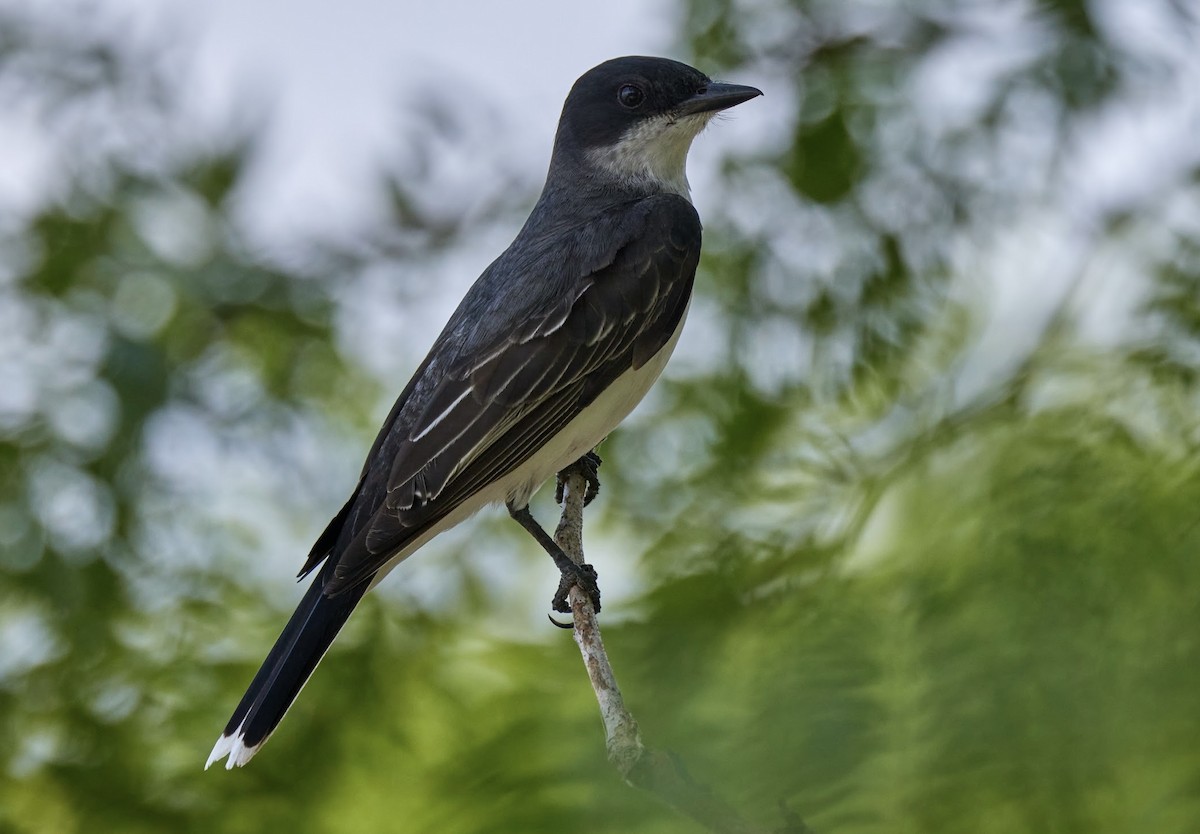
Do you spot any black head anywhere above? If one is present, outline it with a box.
[555,56,762,154]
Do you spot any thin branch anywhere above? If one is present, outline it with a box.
[553,469,813,834]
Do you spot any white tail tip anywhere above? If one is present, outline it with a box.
[204,727,262,770]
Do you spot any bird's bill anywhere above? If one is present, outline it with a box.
[676,82,763,116]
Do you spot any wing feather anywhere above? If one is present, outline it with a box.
[320,195,702,594]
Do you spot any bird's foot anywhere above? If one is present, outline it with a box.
[552,560,601,614]
[556,450,602,506]
[506,502,603,616]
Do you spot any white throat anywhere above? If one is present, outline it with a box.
[586,112,714,201]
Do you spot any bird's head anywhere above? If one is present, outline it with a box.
[550,56,762,200]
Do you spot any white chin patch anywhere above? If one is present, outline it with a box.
[586,112,715,200]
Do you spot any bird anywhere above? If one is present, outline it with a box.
[205,55,761,770]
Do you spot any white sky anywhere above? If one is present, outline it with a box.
[97,0,683,243]
[5,0,1198,622]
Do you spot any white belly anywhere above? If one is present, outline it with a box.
[368,303,689,588]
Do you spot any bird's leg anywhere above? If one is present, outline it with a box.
[555,450,602,506]
[507,502,601,614]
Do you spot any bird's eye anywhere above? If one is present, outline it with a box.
[617,84,645,109]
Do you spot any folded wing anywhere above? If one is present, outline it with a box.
[318,193,702,594]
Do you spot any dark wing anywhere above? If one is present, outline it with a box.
[314,194,701,595]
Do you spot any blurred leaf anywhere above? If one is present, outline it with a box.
[786,108,865,204]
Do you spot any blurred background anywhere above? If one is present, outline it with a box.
[2,0,1199,831]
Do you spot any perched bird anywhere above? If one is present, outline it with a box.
[205,55,761,770]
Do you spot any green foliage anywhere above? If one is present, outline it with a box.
[3,2,1200,833]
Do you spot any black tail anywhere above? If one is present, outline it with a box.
[205,562,368,769]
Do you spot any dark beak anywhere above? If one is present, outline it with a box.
[677,81,763,116]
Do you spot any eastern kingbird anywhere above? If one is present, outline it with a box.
[205,55,760,770]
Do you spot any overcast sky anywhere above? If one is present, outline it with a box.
[5,0,1198,618]
[90,0,687,243]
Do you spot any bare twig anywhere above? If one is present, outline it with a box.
[553,469,813,834]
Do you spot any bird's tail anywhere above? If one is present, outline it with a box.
[205,563,368,770]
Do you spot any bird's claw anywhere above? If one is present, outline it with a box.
[552,561,601,614]
[556,451,602,506]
